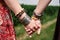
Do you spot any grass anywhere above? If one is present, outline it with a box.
[40,23,56,40]
[15,22,56,40]
[15,25,25,37]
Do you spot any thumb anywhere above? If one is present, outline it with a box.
[36,27,41,35]
[35,21,41,35]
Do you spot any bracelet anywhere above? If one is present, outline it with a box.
[16,9,31,26]
[33,11,43,19]
[16,10,25,18]
[32,16,38,20]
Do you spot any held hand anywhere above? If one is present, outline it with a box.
[16,9,41,37]
[32,18,41,35]
[24,19,40,37]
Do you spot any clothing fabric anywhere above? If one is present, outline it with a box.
[0,5,16,40]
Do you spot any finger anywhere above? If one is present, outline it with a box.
[28,26,39,35]
[29,35,32,38]
[28,30,33,35]
[25,27,32,34]
[33,26,40,30]
[26,29,32,38]
[25,27,30,32]
[28,28,35,36]
[25,26,31,32]
[36,28,41,35]
[25,27,27,30]
[26,29,31,32]
[37,25,41,35]
[36,23,41,35]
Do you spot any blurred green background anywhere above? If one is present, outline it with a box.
[11,5,59,40]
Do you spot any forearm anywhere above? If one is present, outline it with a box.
[4,0,23,15]
[4,0,31,26]
[34,0,51,14]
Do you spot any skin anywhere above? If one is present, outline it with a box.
[3,0,51,37]
[34,0,51,14]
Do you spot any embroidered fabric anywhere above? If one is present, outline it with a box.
[0,6,16,40]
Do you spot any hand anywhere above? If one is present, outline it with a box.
[32,18,41,35]
[24,18,41,37]
[16,10,41,37]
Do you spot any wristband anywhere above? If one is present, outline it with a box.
[20,14,31,26]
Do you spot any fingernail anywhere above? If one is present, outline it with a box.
[29,35,32,38]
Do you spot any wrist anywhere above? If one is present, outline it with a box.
[19,12,26,20]
[34,9,41,15]
[32,11,42,19]
[32,16,38,21]
[15,8,24,16]
[16,9,31,26]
